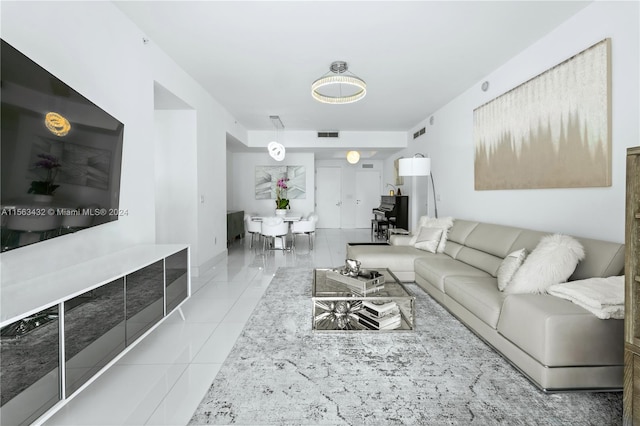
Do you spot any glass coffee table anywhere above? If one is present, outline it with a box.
[312,268,415,332]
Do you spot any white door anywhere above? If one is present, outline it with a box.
[355,171,381,228]
[316,167,342,228]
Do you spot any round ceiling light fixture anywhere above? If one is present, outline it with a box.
[45,112,71,136]
[311,61,366,105]
[346,150,360,164]
[268,141,286,161]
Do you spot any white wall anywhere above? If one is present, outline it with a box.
[388,1,639,243]
[0,2,232,281]
[229,152,316,217]
[154,110,198,248]
[149,37,234,274]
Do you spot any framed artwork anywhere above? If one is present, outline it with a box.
[474,38,611,190]
[394,158,404,186]
[255,165,306,199]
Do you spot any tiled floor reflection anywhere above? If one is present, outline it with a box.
[42,228,378,425]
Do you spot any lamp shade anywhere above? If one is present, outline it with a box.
[398,157,430,177]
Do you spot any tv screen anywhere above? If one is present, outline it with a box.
[1,39,124,252]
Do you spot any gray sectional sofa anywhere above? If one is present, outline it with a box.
[346,218,625,391]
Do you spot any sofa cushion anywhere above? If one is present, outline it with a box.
[444,276,506,328]
[463,222,522,258]
[389,234,413,246]
[414,256,491,292]
[497,294,624,367]
[455,247,503,277]
[571,237,625,280]
[505,234,585,294]
[443,241,464,258]
[507,229,547,254]
[346,245,430,274]
[446,219,479,245]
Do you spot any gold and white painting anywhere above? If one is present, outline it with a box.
[474,38,611,190]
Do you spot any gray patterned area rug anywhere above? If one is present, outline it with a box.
[189,267,622,425]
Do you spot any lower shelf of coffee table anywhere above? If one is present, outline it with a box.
[312,296,415,332]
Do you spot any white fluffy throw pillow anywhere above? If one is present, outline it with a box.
[409,216,453,253]
[413,227,443,253]
[504,234,585,294]
[497,248,527,291]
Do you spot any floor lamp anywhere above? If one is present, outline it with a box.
[398,154,438,231]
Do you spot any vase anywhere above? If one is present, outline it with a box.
[275,209,287,217]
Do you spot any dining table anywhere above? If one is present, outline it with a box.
[250,214,302,222]
[250,214,302,250]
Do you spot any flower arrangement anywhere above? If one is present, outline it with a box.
[275,177,290,209]
[28,153,61,195]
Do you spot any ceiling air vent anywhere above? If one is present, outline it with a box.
[317,131,339,138]
[413,127,426,139]
[362,163,374,169]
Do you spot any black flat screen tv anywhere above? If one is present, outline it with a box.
[1,39,124,252]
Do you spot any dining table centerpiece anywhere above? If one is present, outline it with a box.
[275,177,290,214]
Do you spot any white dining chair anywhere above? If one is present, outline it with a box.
[245,215,262,249]
[260,216,289,251]
[291,213,318,250]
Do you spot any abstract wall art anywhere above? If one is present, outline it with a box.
[474,38,611,190]
[255,165,306,199]
[394,157,404,186]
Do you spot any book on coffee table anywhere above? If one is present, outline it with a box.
[355,308,401,329]
[362,300,398,317]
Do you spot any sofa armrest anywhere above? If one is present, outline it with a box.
[390,235,413,246]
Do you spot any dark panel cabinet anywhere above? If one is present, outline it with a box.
[227,210,245,245]
[165,248,189,314]
[64,278,126,397]
[125,260,164,345]
[0,245,189,425]
[1,306,60,426]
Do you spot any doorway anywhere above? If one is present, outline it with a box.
[315,167,342,228]
[355,170,381,228]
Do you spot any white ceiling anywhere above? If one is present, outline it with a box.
[115,1,590,156]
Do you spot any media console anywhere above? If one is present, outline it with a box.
[0,244,190,426]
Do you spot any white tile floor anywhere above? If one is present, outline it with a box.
[42,228,380,426]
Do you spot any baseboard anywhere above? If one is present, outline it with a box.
[192,250,227,277]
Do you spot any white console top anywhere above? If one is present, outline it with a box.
[0,244,189,326]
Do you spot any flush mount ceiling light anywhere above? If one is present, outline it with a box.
[268,115,285,161]
[45,112,71,136]
[311,61,366,105]
[346,150,360,164]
